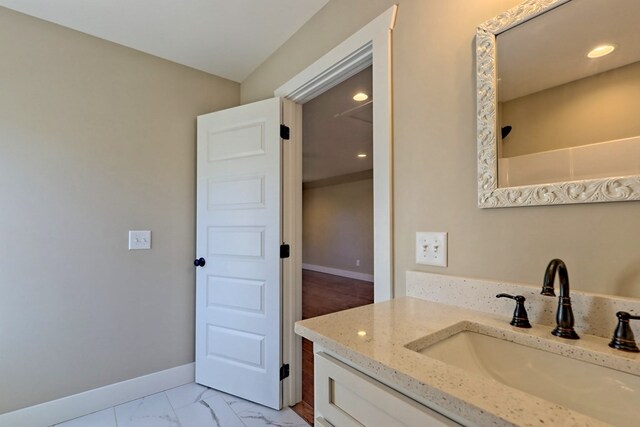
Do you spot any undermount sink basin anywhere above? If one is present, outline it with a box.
[408,326,640,426]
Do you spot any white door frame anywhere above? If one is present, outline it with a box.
[275,5,397,406]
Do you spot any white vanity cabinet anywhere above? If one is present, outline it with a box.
[314,349,462,427]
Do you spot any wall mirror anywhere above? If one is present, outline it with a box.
[476,0,640,208]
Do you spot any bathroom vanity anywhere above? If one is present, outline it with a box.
[295,272,640,426]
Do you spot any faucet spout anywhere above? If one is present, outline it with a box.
[542,259,570,297]
[541,259,579,339]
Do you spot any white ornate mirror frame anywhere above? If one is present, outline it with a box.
[476,0,640,208]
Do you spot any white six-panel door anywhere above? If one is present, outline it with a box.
[195,97,282,409]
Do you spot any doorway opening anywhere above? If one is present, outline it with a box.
[294,68,375,422]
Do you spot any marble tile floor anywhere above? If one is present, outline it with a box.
[53,382,309,427]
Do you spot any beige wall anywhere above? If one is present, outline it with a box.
[303,175,374,276]
[0,8,239,413]
[501,61,640,158]
[242,0,640,299]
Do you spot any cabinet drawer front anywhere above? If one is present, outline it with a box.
[315,416,335,427]
[314,352,460,427]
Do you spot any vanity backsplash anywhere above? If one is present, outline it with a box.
[407,271,640,340]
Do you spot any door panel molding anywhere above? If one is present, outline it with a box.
[206,275,266,315]
[207,175,266,210]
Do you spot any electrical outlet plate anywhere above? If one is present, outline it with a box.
[416,232,447,267]
[129,230,151,250]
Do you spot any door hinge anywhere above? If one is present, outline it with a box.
[280,124,290,140]
[280,244,290,259]
[280,364,290,381]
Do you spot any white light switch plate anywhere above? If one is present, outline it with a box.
[416,232,447,267]
[129,230,151,250]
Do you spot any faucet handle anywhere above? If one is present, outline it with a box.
[496,294,532,328]
[609,311,640,353]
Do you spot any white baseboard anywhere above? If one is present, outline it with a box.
[303,263,374,282]
[0,363,195,427]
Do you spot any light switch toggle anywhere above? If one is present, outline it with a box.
[129,230,151,250]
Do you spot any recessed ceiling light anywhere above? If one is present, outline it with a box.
[587,44,616,59]
[357,153,367,158]
[357,330,367,337]
[353,92,369,102]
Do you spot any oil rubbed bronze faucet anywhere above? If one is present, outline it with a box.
[541,259,579,339]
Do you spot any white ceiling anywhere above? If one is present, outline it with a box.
[498,0,640,101]
[0,0,329,82]
[303,67,373,183]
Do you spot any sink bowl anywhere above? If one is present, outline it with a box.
[408,327,640,426]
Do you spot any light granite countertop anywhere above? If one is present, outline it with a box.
[295,297,640,427]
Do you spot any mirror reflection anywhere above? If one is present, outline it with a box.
[496,0,640,188]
